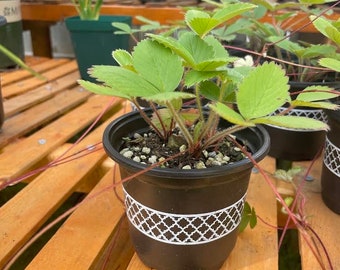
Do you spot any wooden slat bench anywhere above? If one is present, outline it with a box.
[0,57,339,269]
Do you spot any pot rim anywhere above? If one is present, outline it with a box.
[103,109,270,179]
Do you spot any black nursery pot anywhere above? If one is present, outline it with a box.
[265,81,339,161]
[103,110,270,270]
[321,109,340,214]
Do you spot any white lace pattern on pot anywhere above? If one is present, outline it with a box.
[124,189,246,245]
[324,136,340,177]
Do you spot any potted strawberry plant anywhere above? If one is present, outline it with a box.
[79,4,339,269]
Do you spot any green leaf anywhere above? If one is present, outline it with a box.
[149,33,196,67]
[88,65,159,98]
[301,44,336,59]
[78,80,130,99]
[209,102,255,127]
[311,15,340,45]
[185,3,256,37]
[296,86,338,102]
[237,62,290,120]
[319,58,340,72]
[199,80,221,102]
[254,115,329,130]
[132,39,184,93]
[239,201,257,232]
[112,49,133,68]
[291,100,339,110]
[268,36,303,55]
[145,92,195,105]
[185,70,222,87]
[112,22,132,34]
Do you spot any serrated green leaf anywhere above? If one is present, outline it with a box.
[132,39,184,93]
[145,92,195,105]
[254,115,329,130]
[237,62,290,119]
[319,58,340,72]
[296,86,338,102]
[204,35,229,59]
[78,80,131,99]
[185,3,256,37]
[112,49,133,67]
[88,65,159,98]
[210,102,255,126]
[149,33,196,67]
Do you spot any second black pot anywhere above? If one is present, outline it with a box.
[103,110,270,270]
[321,108,340,214]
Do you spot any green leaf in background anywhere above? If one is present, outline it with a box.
[185,3,256,37]
[132,39,184,93]
[291,100,339,110]
[112,22,133,34]
[319,58,340,72]
[301,44,336,58]
[268,36,303,55]
[254,115,329,130]
[311,15,340,45]
[296,85,338,102]
[237,62,289,120]
[210,102,255,126]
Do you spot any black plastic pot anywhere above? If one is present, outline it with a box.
[321,108,340,214]
[103,110,270,270]
[265,81,339,162]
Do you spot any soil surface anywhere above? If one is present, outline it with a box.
[119,130,249,169]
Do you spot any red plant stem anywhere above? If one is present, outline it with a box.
[0,97,118,191]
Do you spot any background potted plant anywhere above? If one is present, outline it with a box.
[0,16,43,130]
[65,0,132,82]
[78,4,338,269]
[0,0,24,69]
[221,0,340,169]
[311,14,340,214]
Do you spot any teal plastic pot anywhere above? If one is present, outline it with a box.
[65,15,132,82]
[103,109,270,270]
[0,0,24,69]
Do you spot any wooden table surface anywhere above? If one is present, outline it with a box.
[0,57,339,269]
